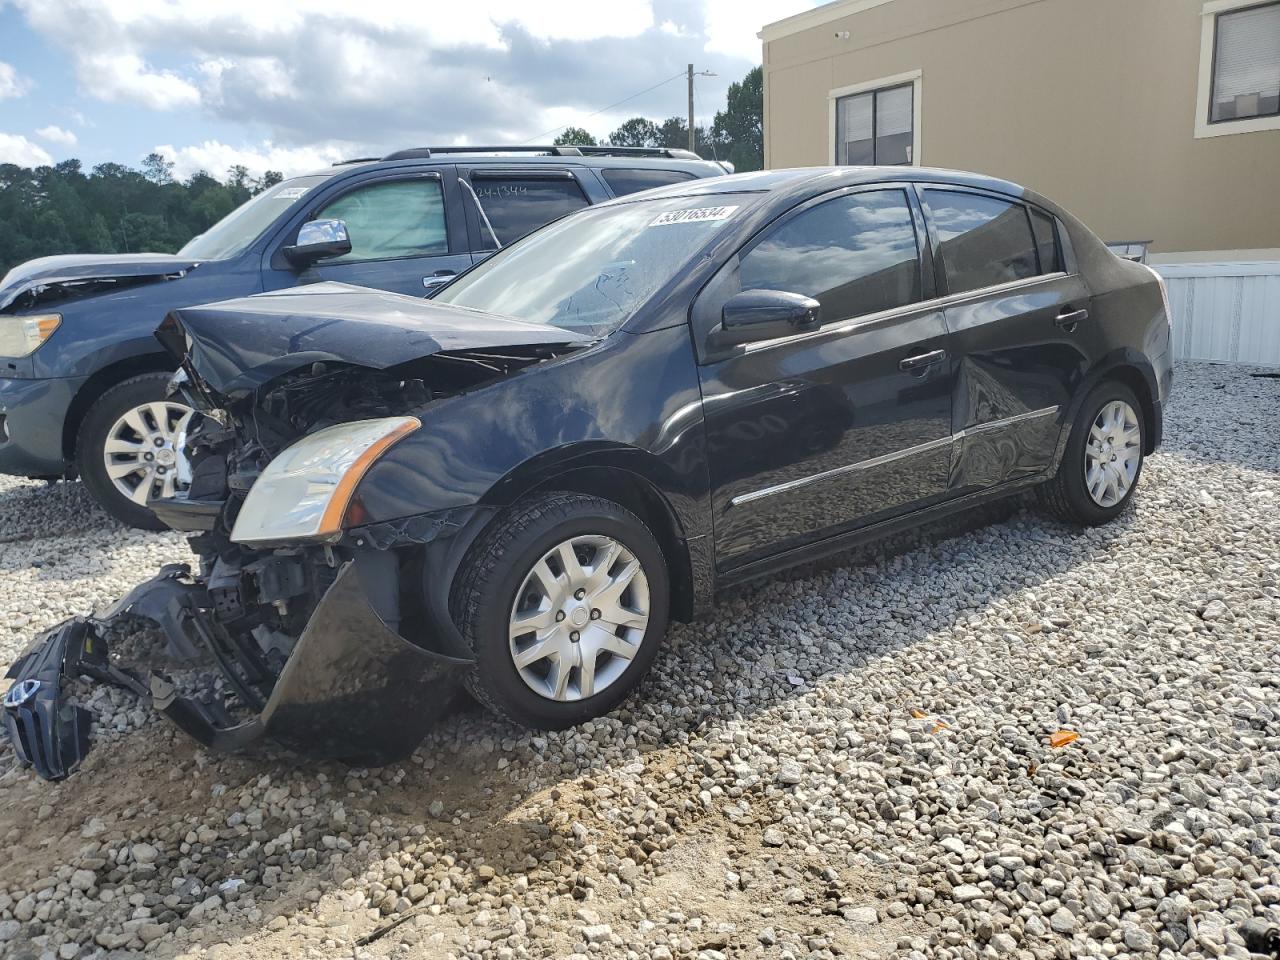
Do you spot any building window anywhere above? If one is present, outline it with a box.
[1210,1,1280,123]
[828,71,921,165]
[835,84,914,165]
[1197,0,1280,137]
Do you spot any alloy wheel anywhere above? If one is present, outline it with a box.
[1084,399,1142,508]
[508,534,650,702]
[102,401,194,505]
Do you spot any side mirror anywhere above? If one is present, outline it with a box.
[283,218,352,267]
[717,289,821,345]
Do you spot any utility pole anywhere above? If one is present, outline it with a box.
[687,63,695,152]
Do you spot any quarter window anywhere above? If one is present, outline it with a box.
[1210,2,1280,123]
[923,191,1039,295]
[835,83,914,166]
[471,175,590,247]
[1029,208,1062,274]
[738,190,922,324]
[317,178,448,263]
[602,168,698,197]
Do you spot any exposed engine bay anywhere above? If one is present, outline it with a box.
[4,283,588,779]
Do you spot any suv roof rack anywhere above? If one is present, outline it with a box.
[373,145,705,162]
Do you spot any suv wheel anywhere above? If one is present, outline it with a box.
[76,372,193,530]
[1039,381,1145,525]
[451,492,670,729]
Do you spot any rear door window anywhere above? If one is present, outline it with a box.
[317,178,448,263]
[471,174,590,246]
[601,168,698,197]
[922,190,1039,295]
[737,189,922,324]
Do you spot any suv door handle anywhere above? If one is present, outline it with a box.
[899,349,947,372]
[1055,307,1089,331]
[423,270,457,290]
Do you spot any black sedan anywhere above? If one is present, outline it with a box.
[4,167,1173,779]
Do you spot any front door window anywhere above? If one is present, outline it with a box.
[317,178,448,263]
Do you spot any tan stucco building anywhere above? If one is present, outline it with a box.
[760,0,1280,264]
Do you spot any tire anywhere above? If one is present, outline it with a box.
[450,492,670,729]
[75,372,193,531]
[1039,380,1145,526]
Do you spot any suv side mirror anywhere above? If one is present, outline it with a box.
[284,219,352,267]
[717,289,821,345]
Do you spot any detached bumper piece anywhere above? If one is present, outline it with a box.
[3,563,471,780]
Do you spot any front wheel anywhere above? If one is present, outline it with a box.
[75,372,193,530]
[1039,381,1145,526]
[450,492,670,729]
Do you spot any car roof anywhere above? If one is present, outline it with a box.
[597,165,1031,205]
[298,149,730,180]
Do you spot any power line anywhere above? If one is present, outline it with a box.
[523,70,689,144]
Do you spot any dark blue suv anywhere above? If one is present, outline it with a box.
[0,145,729,527]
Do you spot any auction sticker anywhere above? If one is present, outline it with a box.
[649,205,739,227]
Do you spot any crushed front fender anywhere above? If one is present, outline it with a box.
[3,562,473,780]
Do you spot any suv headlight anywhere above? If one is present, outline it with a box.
[0,314,61,357]
[231,416,420,546]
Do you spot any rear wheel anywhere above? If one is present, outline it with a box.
[1039,381,1145,525]
[450,492,670,729]
[75,372,193,530]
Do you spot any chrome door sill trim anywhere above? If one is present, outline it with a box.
[727,405,1059,509]
[728,434,953,508]
[957,405,1059,439]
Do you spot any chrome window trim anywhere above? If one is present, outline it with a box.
[738,272,1071,356]
[728,405,1060,509]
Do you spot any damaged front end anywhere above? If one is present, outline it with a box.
[4,560,469,780]
[5,284,587,779]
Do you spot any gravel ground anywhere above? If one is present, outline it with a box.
[0,360,1277,960]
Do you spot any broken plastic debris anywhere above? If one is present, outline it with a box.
[786,674,805,687]
[1049,730,1080,749]
[910,709,952,734]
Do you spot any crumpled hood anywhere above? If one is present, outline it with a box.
[158,281,590,399]
[0,253,200,312]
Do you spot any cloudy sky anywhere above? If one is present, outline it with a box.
[0,0,818,179]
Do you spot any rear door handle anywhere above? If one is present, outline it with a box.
[899,349,947,372]
[423,270,457,290]
[1055,307,1089,331]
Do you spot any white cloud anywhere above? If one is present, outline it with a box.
[35,125,78,146]
[154,140,353,180]
[0,61,30,99]
[0,133,53,166]
[703,0,816,61]
[78,52,201,110]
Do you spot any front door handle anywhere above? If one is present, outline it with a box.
[1055,307,1089,331]
[899,349,947,372]
[423,270,457,290]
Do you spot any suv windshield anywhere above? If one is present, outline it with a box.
[434,194,752,335]
[179,175,330,261]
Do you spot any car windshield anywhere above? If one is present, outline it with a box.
[434,194,753,335]
[179,175,330,261]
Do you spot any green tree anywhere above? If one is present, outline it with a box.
[142,152,174,185]
[256,170,284,193]
[553,127,597,147]
[713,66,764,172]
[608,117,660,148]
